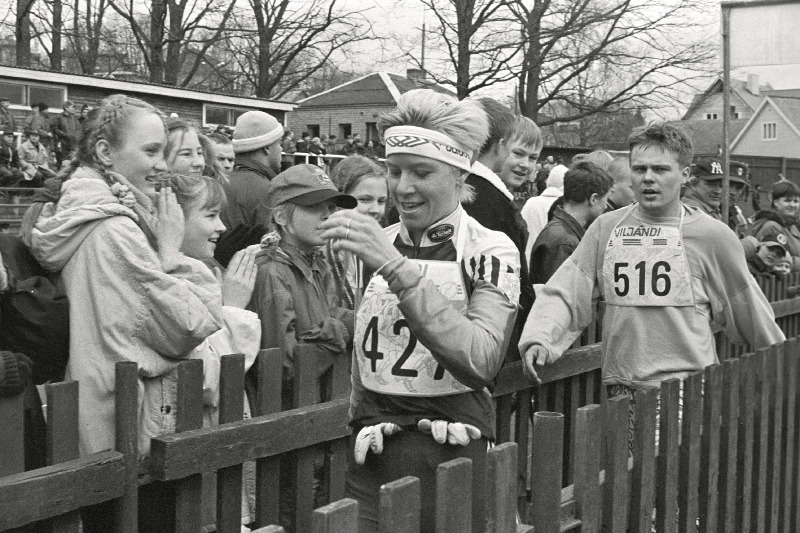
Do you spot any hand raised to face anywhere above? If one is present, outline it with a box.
[319,210,401,272]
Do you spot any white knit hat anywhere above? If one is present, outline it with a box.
[547,164,569,190]
[232,111,284,154]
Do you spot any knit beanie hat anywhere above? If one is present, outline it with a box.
[233,111,284,154]
[547,164,569,190]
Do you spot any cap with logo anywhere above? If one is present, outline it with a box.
[760,230,788,254]
[269,164,357,210]
[692,158,749,185]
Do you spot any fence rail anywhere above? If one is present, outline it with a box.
[1,276,800,532]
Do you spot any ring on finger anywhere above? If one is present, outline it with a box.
[346,219,352,230]
[345,228,351,240]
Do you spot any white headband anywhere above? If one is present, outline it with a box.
[383,126,472,172]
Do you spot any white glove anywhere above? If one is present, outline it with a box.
[417,419,482,446]
[354,422,402,465]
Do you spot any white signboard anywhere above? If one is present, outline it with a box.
[730,2,800,68]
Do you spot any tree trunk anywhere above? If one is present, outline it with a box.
[163,0,183,86]
[518,4,544,122]
[252,0,271,98]
[51,0,62,71]
[16,0,34,67]
[454,0,473,99]
[149,0,166,83]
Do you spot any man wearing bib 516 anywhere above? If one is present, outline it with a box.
[320,89,521,532]
[519,123,784,418]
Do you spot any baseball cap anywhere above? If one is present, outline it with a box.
[760,230,788,254]
[692,158,748,185]
[269,165,357,210]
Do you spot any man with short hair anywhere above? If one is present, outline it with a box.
[24,103,51,141]
[605,156,636,211]
[215,110,283,266]
[520,123,784,402]
[682,158,748,221]
[463,98,540,361]
[0,97,16,134]
[52,100,81,168]
[529,161,614,283]
[207,132,235,179]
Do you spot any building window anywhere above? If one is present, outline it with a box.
[705,113,718,120]
[763,122,777,140]
[0,80,66,109]
[203,104,251,127]
[338,123,352,139]
[307,124,320,138]
[730,106,739,119]
[366,122,379,143]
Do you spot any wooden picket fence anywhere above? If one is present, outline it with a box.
[2,273,800,532]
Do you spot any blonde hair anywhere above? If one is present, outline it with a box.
[378,89,489,203]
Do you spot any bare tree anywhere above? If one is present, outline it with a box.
[408,0,518,99]
[509,0,716,124]
[70,0,111,75]
[16,0,35,67]
[107,0,236,86]
[221,0,373,99]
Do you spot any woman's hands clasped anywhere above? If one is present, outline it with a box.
[217,245,259,309]
[320,210,402,271]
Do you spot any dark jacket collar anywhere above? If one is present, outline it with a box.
[553,205,586,239]
[233,154,277,180]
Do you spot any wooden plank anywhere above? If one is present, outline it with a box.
[292,344,321,533]
[0,393,24,477]
[255,347,285,528]
[251,527,286,533]
[565,375,582,485]
[699,364,722,533]
[492,344,602,396]
[656,379,680,533]
[150,399,351,480]
[311,498,359,533]
[514,388,531,518]
[114,361,139,533]
[752,349,770,533]
[718,358,740,533]
[737,353,755,533]
[603,395,629,533]
[530,411,564,531]
[486,442,519,533]
[679,372,703,533]
[782,339,797,533]
[495,394,513,444]
[630,388,658,533]
[217,354,246,533]
[435,458,472,533]
[173,359,204,533]
[768,346,785,533]
[46,380,81,533]
[0,450,126,530]
[329,345,351,503]
[573,404,601,533]
[379,476,421,533]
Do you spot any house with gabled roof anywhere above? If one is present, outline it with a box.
[730,96,800,159]
[287,69,455,146]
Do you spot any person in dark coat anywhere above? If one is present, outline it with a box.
[529,161,614,283]
[0,130,23,187]
[463,98,541,362]
[215,110,284,267]
[0,96,16,134]
[51,100,82,168]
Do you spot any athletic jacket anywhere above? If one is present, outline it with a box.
[519,204,784,389]
[351,206,520,439]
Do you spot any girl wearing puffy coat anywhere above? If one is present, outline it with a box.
[27,94,223,533]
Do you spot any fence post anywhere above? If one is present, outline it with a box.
[699,364,722,533]
[217,354,246,533]
[254,348,284,528]
[656,379,680,533]
[752,348,770,533]
[603,395,629,533]
[115,361,139,533]
[379,476,421,533]
[574,404,601,533]
[679,372,703,533]
[0,390,24,477]
[311,498,359,533]
[737,352,755,533]
[435,457,472,533]
[292,344,321,533]
[630,388,658,533]
[173,359,204,533]
[718,358,741,533]
[486,442,520,533]
[530,411,564,533]
[783,339,798,533]
[46,380,81,533]
[328,344,351,502]
[768,345,785,532]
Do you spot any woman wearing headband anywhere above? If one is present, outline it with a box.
[320,89,521,532]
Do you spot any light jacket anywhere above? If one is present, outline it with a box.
[18,139,49,175]
[30,169,223,456]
